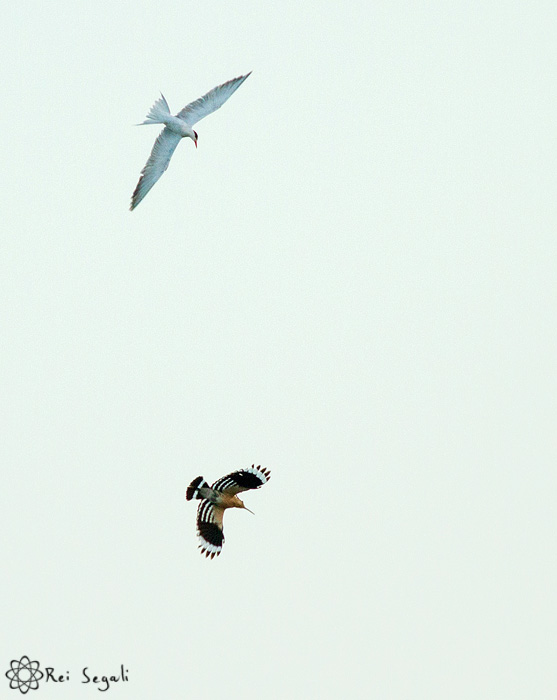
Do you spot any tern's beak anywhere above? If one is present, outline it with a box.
[194,140,198,149]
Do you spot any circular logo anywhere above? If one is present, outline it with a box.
[5,656,43,694]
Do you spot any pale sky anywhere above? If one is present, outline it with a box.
[1,1,556,698]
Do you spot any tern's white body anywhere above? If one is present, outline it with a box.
[164,116,197,139]
[130,72,251,210]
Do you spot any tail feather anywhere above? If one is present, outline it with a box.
[138,93,171,125]
[186,476,210,501]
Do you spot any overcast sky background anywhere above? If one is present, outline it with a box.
[1,1,556,698]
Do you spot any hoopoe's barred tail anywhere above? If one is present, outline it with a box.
[186,476,210,501]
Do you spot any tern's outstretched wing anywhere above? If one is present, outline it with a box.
[130,127,182,210]
[211,465,271,495]
[177,72,251,127]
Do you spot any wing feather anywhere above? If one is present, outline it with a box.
[196,501,225,558]
[177,72,251,127]
[130,127,182,210]
[211,465,271,495]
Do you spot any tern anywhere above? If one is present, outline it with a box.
[130,72,251,210]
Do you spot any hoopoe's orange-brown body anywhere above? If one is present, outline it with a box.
[216,493,250,510]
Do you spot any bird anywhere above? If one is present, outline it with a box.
[130,72,252,210]
[186,465,270,558]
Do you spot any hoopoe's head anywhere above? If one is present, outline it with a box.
[233,495,254,514]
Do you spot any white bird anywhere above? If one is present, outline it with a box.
[130,72,251,210]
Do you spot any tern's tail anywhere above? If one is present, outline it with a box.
[138,93,171,125]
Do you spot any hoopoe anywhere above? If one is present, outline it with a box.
[186,465,271,558]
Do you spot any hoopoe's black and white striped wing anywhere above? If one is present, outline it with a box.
[196,500,225,559]
[211,465,271,495]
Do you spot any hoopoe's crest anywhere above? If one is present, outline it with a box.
[186,465,271,558]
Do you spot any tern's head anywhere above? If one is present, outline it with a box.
[193,130,198,148]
